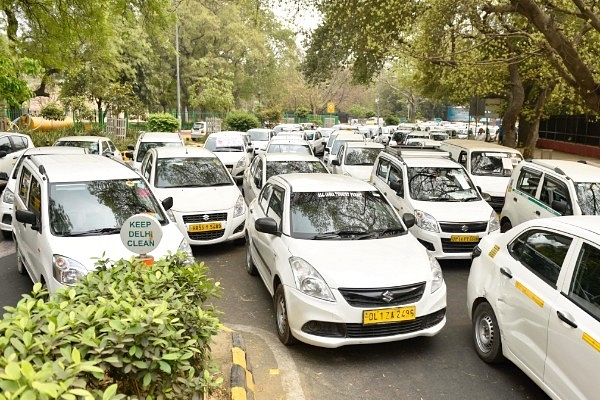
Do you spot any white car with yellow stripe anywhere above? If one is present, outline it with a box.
[467,215,600,400]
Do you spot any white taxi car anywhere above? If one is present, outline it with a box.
[203,131,253,182]
[245,173,447,348]
[139,146,246,246]
[13,154,192,294]
[467,216,600,400]
[54,135,123,161]
[330,141,384,181]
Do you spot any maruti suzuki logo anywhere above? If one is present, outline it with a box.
[382,290,394,303]
[202,215,210,221]
[461,225,469,232]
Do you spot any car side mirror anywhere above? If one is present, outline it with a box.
[476,187,492,202]
[390,180,404,197]
[402,213,415,228]
[15,209,40,232]
[0,151,7,159]
[162,196,174,211]
[0,172,9,181]
[255,217,279,235]
[332,159,340,166]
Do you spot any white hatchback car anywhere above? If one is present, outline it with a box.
[139,146,246,246]
[54,135,123,161]
[0,132,34,190]
[467,216,600,400]
[126,131,186,171]
[242,152,328,204]
[203,131,254,183]
[246,128,274,154]
[0,147,87,239]
[13,154,192,294]
[330,141,384,181]
[245,173,447,348]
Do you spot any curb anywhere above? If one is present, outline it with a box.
[231,331,256,400]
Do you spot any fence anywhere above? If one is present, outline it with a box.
[539,115,600,147]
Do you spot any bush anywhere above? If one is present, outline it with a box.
[0,252,223,399]
[224,111,260,131]
[40,102,65,121]
[384,115,400,126]
[147,113,179,132]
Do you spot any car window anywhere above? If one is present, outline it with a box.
[575,182,600,215]
[28,176,42,218]
[141,154,153,181]
[0,137,11,153]
[266,186,284,226]
[253,158,263,188]
[515,167,542,197]
[12,136,29,151]
[470,151,522,177]
[539,175,572,215]
[388,165,403,186]
[568,242,600,320]
[508,229,572,287]
[375,158,390,180]
[408,166,479,201]
[346,147,382,166]
[154,157,232,188]
[259,184,273,211]
[266,160,327,180]
[18,167,32,202]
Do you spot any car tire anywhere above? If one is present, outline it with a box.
[500,219,512,233]
[472,302,504,363]
[245,235,258,276]
[16,240,26,275]
[274,284,297,345]
[2,229,12,240]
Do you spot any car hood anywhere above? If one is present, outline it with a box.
[470,175,510,197]
[285,235,433,288]
[343,166,373,181]
[213,152,245,164]
[411,199,493,221]
[153,185,241,212]
[50,224,186,273]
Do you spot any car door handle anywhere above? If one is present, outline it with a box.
[500,267,512,279]
[535,210,541,216]
[557,311,577,328]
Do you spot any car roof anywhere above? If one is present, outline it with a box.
[524,215,600,237]
[55,136,110,142]
[272,173,377,192]
[345,142,384,149]
[269,138,310,145]
[24,146,87,155]
[138,132,183,142]
[443,139,522,153]
[259,153,322,162]
[0,132,31,139]
[333,131,365,140]
[247,128,272,133]
[27,154,139,182]
[149,146,216,158]
[208,131,247,137]
[402,157,462,168]
[524,159,600,182]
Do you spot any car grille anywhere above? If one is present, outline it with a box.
[440,238,480,253]
[188,230,225,241]
[182,213,228,223]
[345,309,446,338]
[338,283,426,307]
[438,221,487,233]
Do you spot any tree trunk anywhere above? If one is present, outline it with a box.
[522,83,555,158]
[501,63,525,148]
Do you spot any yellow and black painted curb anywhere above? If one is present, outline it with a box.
[231,331,256,400]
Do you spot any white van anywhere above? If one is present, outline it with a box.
[439,139,523,212]
[370,147,500,260]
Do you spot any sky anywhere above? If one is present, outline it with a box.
[270,1,321,49]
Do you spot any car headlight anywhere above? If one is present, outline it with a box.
[414,210,439,232]
[53,255,87,285]
[235,157,247,169]
[178,239,195,263]
[233,194,245,218]
[428,253,444,293]
[289,257,335,301]
[2,188,14,205]
[488,211,500,232]
[166,209,176,222]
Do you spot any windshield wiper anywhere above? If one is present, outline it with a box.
[463,196,480,202]
[374,227,405,237]
[311,230,374,240]
[63,227,121,237]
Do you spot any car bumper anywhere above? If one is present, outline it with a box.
[0,200,13,233]
[285,284,447,348]
[411,226,488,260]
[175,210,246,246]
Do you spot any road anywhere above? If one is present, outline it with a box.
[0,237,549,400]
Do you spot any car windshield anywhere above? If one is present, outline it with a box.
[408,166,480,201]
[267,144,311,155]
[575,182,600,215]
[326,134,338,148]
[331,138,362,155]
[136,141,182,162]
[471,151,522,176]
[344,148,382,166]
[155,157,232,188]
[290,190,406,240]
[305,132,315,140]
[204,137,244,152]
[49,179,167,237]
[56,141,99,155]
[266,161,327,180]
[248,130,270,141]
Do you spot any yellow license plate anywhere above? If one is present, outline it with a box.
[450,235,479,242]
[189,222,222,232]
[363,306,416,325]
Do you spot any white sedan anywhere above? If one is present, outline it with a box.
[245,173,447,348]
[139,146,246,246]
[467,216,600,400]
[242,152,328,205]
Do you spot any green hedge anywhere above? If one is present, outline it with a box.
[0,252,223,399]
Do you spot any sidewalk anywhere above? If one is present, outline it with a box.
[529,147,600,163]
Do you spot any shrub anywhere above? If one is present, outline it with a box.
[147,113,179,132]
[224,111,260,131]
[384,115,400,126]
[0,252,223,399]
[40,102,65,121]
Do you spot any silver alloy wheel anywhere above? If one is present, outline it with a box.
[245,235,258,275]
[276,293,288,336]
[475,312,495,354]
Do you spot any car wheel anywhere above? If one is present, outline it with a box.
[2,229,12,240]
[245,235,258,276]
[500,219,512,233]
[16,241,26,275]
[472,302,504,363]
[274,284,297,345]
